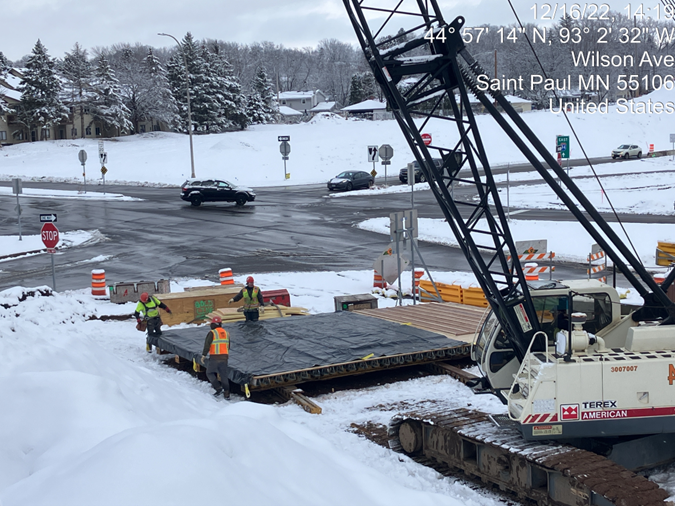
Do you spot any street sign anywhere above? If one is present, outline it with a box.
[556,135,570,159]
[100,152,108,165]
[78,150,87,164]
[368,145,379,162]
[12,178,22,195]
[671,133,675,143]
[421,133,432,146]
[381,161,391,165]
[280,141,291,156]
[282,156,289,160]
[101,167,108,175]
[98,140,104,154]
[370,169,377,177]
[41,222,59,251]
[379,144,394,161]
[278,135,290,142]
[40,214,57,223]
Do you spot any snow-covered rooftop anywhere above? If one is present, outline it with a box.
[341,99,387,112]
[310,101,336,112]
[279,91,316,100]
[278,105,303,116]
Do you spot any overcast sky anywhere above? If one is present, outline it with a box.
[5,0,638,61]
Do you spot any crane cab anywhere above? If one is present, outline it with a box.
[472,279,621,398]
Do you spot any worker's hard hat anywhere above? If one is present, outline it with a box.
[140,292,149,303]
[211,316,222,324]
[246,276,254,285]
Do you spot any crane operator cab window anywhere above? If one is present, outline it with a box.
[534,292,613,344]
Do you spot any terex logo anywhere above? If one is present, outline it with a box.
[560,404,579,420]
[583,400,617,409]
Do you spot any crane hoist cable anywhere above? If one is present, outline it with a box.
[503,0,643,265]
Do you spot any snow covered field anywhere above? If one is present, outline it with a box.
[1,90,673,189]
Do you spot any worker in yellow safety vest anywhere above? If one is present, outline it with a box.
[229,275,265,322]
[200,316,230,399]
[134,292,172,352]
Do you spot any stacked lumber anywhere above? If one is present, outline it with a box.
[206,304,309,323]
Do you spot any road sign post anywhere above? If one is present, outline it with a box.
[378,143,394,189]
[368,145,379,180]
[556,135,570,177]
[100,152,108,194]
[41,222,59,290]
[671,133,675,161]
[279,139,291,180]
[12,178,22,240]
[78,149,87,193]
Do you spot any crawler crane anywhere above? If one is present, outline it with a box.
[343,1,675,504]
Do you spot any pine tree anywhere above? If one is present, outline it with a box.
[139,48,179,131]
[246,65,276,124]
[15,40,69,141]
[208,45,249,130]
[167,33,203,133]
[348,74,364,105]
[60,42,93,138]
[91,55,132,136]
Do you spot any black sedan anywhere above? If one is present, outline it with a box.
[180,179,256,207]
[327,171,374,191]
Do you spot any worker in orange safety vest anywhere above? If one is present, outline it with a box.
[200,316,230,399]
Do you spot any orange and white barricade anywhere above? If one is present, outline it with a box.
[91,269,106,296]
[373,272,386,288]
[219,268,234,285]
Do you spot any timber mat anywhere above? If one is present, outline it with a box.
[157,311,463,386]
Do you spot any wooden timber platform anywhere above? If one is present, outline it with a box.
[156,306,477,392]
[356,301,488,343]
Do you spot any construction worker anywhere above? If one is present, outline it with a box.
[134,292,172,351]
[229,275,265,322]
[201,316,230,399]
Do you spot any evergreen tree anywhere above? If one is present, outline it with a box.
[139,48,179,131]
[167,33,203,133]
[208,45,249,130]
[15,40,68,140]
[90,55,132,135]
[246,65,276,124]
[60,42,93,138]
[348,74,364,105]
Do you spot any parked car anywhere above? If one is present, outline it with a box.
[399,158,443,183]
[327,171,374,191]
[611,144,642,159]
[180,179,256,207]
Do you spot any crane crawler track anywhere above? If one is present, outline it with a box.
[384,407,670,506]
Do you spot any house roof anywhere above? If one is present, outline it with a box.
[279,91,316,100]
[279,105,303,116]
[341,99,387,112]
[309,101,336,112]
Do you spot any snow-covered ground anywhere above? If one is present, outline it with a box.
[1,90,673,188]
[0,186,140,201]
[0,230,105,260]
[0,274,510,506]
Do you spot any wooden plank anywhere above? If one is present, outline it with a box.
[427,362,480,384]
[274,387,322,414]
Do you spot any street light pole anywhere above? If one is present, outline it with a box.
[158,32,195,178]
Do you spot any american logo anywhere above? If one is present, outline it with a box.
[560,404,579,420]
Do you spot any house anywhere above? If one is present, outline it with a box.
[278,90,328,114]
[1,68,169,145]
[465,92,532,115]
[341,99,389,120]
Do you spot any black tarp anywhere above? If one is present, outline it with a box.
[157,311,464,385]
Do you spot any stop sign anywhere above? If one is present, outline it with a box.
[421,133,432,146]
[41,223,60,250]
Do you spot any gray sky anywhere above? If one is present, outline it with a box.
[5,0,636,61]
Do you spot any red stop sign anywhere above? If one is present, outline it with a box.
[421,133,432,146]
[41,223,60,250]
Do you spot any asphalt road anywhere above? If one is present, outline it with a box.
[0,157,655,292]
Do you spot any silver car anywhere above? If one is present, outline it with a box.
[612,144,642,159]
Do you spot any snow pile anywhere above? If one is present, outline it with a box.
[0,230,105,260]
